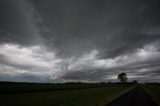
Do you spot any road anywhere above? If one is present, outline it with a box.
[107,86,158,106]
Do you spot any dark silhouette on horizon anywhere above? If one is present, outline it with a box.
[118,72,128,83]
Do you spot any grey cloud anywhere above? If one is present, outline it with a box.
[0,73,54,83]
[29,0,160,58]
[0,0,160,82]
[0,0,44,46]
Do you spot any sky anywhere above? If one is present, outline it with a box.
[0,0,160,83]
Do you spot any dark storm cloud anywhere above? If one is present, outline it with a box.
[0,0,160,82]
[60,58,160,82]
[0,0,43,45]
[31,0,160,58]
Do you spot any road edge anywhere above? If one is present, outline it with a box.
[97,85,136,106]
[142,86,160,106]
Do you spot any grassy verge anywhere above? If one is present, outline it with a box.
[143,85,160,106]
[0,86,134,106]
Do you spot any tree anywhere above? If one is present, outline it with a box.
[118,72,128,83]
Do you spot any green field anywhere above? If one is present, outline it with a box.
[144,85,160,106]
[0,83,134,106]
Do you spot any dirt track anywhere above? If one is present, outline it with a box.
[107,86,158,106]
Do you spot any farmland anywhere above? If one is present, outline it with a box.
[0,82,134,106]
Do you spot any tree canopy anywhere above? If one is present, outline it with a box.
[118,72,128,83]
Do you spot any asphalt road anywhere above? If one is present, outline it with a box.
[107,86,158,106]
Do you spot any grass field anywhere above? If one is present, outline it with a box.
[144,85,160,106]
[0,83,134,106]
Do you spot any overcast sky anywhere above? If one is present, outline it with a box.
[0,0,160,83]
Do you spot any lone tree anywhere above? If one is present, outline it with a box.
[118,72,128,83]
